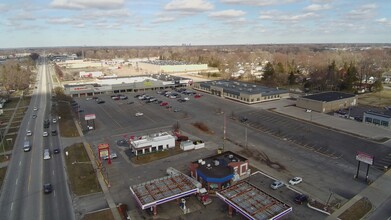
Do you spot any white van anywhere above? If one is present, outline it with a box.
[23,141,31,152]
[43,149,51,160]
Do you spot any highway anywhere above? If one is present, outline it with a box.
[0,58,74,220]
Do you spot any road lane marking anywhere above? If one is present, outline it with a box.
[10,202,13,211]
[19,161,21,166]
[15,178,18,185]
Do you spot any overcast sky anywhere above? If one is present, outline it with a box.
[1,0,390,48]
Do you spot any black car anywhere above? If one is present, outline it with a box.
[51,130,57,136]
[53,148,60,154]
[43,183,53,194]
[127,101,134,105]
[294,194,308,205]
[97,100,105,104]
[239,117,248,123]
[32,114,37,119]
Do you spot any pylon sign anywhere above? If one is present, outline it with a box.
[98,143,111,165]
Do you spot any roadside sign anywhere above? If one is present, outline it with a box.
[85,114,96,120]
[356,152,374,165]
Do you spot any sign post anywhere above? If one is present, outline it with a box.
[355,152,374,183]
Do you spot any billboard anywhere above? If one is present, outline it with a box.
[85,114,96,120]
[356,152,374,165]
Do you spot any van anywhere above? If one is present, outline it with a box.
[23,141,31,152]
[43,149,51,160]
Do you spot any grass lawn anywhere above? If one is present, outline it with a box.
[0,167,7,190]
[57,102,79,137]
[131,144,183,165]
[358,89,391,107]
[82,209,115,220]
[0,154,11,163]
[64,143,101,196]
[338,197,372,220]
[2,134,16,151]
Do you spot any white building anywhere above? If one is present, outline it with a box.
[130,132,175,156]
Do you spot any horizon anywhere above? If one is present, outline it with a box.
[1,0,391,48]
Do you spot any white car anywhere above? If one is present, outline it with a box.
[26,130,32,136]
[183,97,190,101]
[103,152,118,160]
[289,177,303,185]
[135,112,143,117]
[52,118,57,123]
[43,131,48,137]
[33,107,38,111]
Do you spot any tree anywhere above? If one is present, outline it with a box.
[371,79,383,92]
[29,53,40,61]
[288,72,296,85]
[263,62,275,84]
[340,62,359,92]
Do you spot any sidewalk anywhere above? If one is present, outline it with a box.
[326,169,391,219]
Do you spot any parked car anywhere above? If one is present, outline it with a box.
[112,96,120,100]
[43,131,48,137]
[135,112,144,117]
[294,194,308,205]
[127,101,134,105]
[160,102,168,106]
[270,180,284,190]
[289,177,303,185]
[52,118,57,123]
[97,100,105,104]
[32,114,37,119]
[43,183,53,194]
[103,152,118,160]
[53,148,60,154]
[26,130,32,136]
[51,130,57,136]
[33,107,38,111]
[194,94,202,98]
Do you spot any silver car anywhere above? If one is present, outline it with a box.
[270,180,284,190]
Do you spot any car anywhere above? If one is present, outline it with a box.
[119,95,128,100]
[86,97,92,101]
[43,131,48,137]
[127,101,134,105]
[135,112,143,117]
[103,152,118,160]
[97,100,105,104]
[112,96,120,100]
[43,183,53,194]
[51,130,57,136]
[173,108,181,112]
[32,114,37,119]
[305,109,312,113]
[294,194,308,205]
[289,177,303,185]
[26,130,32,136]
[78,109,84,112]
[239,117,248,123]
[183,97,190,101]
[194,94,202,98]
[160,102,168,106]
[53,148,60,154]
[33,107,38,111]
[52,118,57,123]
[270,180,284,190]
[117,139,129,146]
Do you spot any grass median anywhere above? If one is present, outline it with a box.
[64,143,101,196]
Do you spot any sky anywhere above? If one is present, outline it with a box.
[0,0,390,48]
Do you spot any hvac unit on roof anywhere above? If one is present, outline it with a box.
[229,154,234,159]
[198,159,203,164]
[253,85,256,88]
[214,160,220,166]
[207,164,212,169]
[201,161,206,165]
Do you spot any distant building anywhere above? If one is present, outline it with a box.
[189,151,250,193]
[130,132,175,156]
[296,91,357,113]
[79,71,103,78]
[363,110,391,128]
[193,80,289,104]
[63,74,191,97]
[137,60,209,73]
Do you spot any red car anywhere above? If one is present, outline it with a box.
[194,94,202,98]
[160,102,168,106]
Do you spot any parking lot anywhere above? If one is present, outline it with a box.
[70,88,391,219]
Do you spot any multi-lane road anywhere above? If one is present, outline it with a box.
[0,59,74,220]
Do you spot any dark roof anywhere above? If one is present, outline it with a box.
[193,151,247,180]
[364,110,391,118]
[199,80,288,96]
[303,92,356,102]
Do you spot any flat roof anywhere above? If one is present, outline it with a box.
[198,80,288,96]
[130,173,199,210]
[303,91,356,102]
[140,60,193,66]
[216,181,292,220]
[194,151,247,180]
